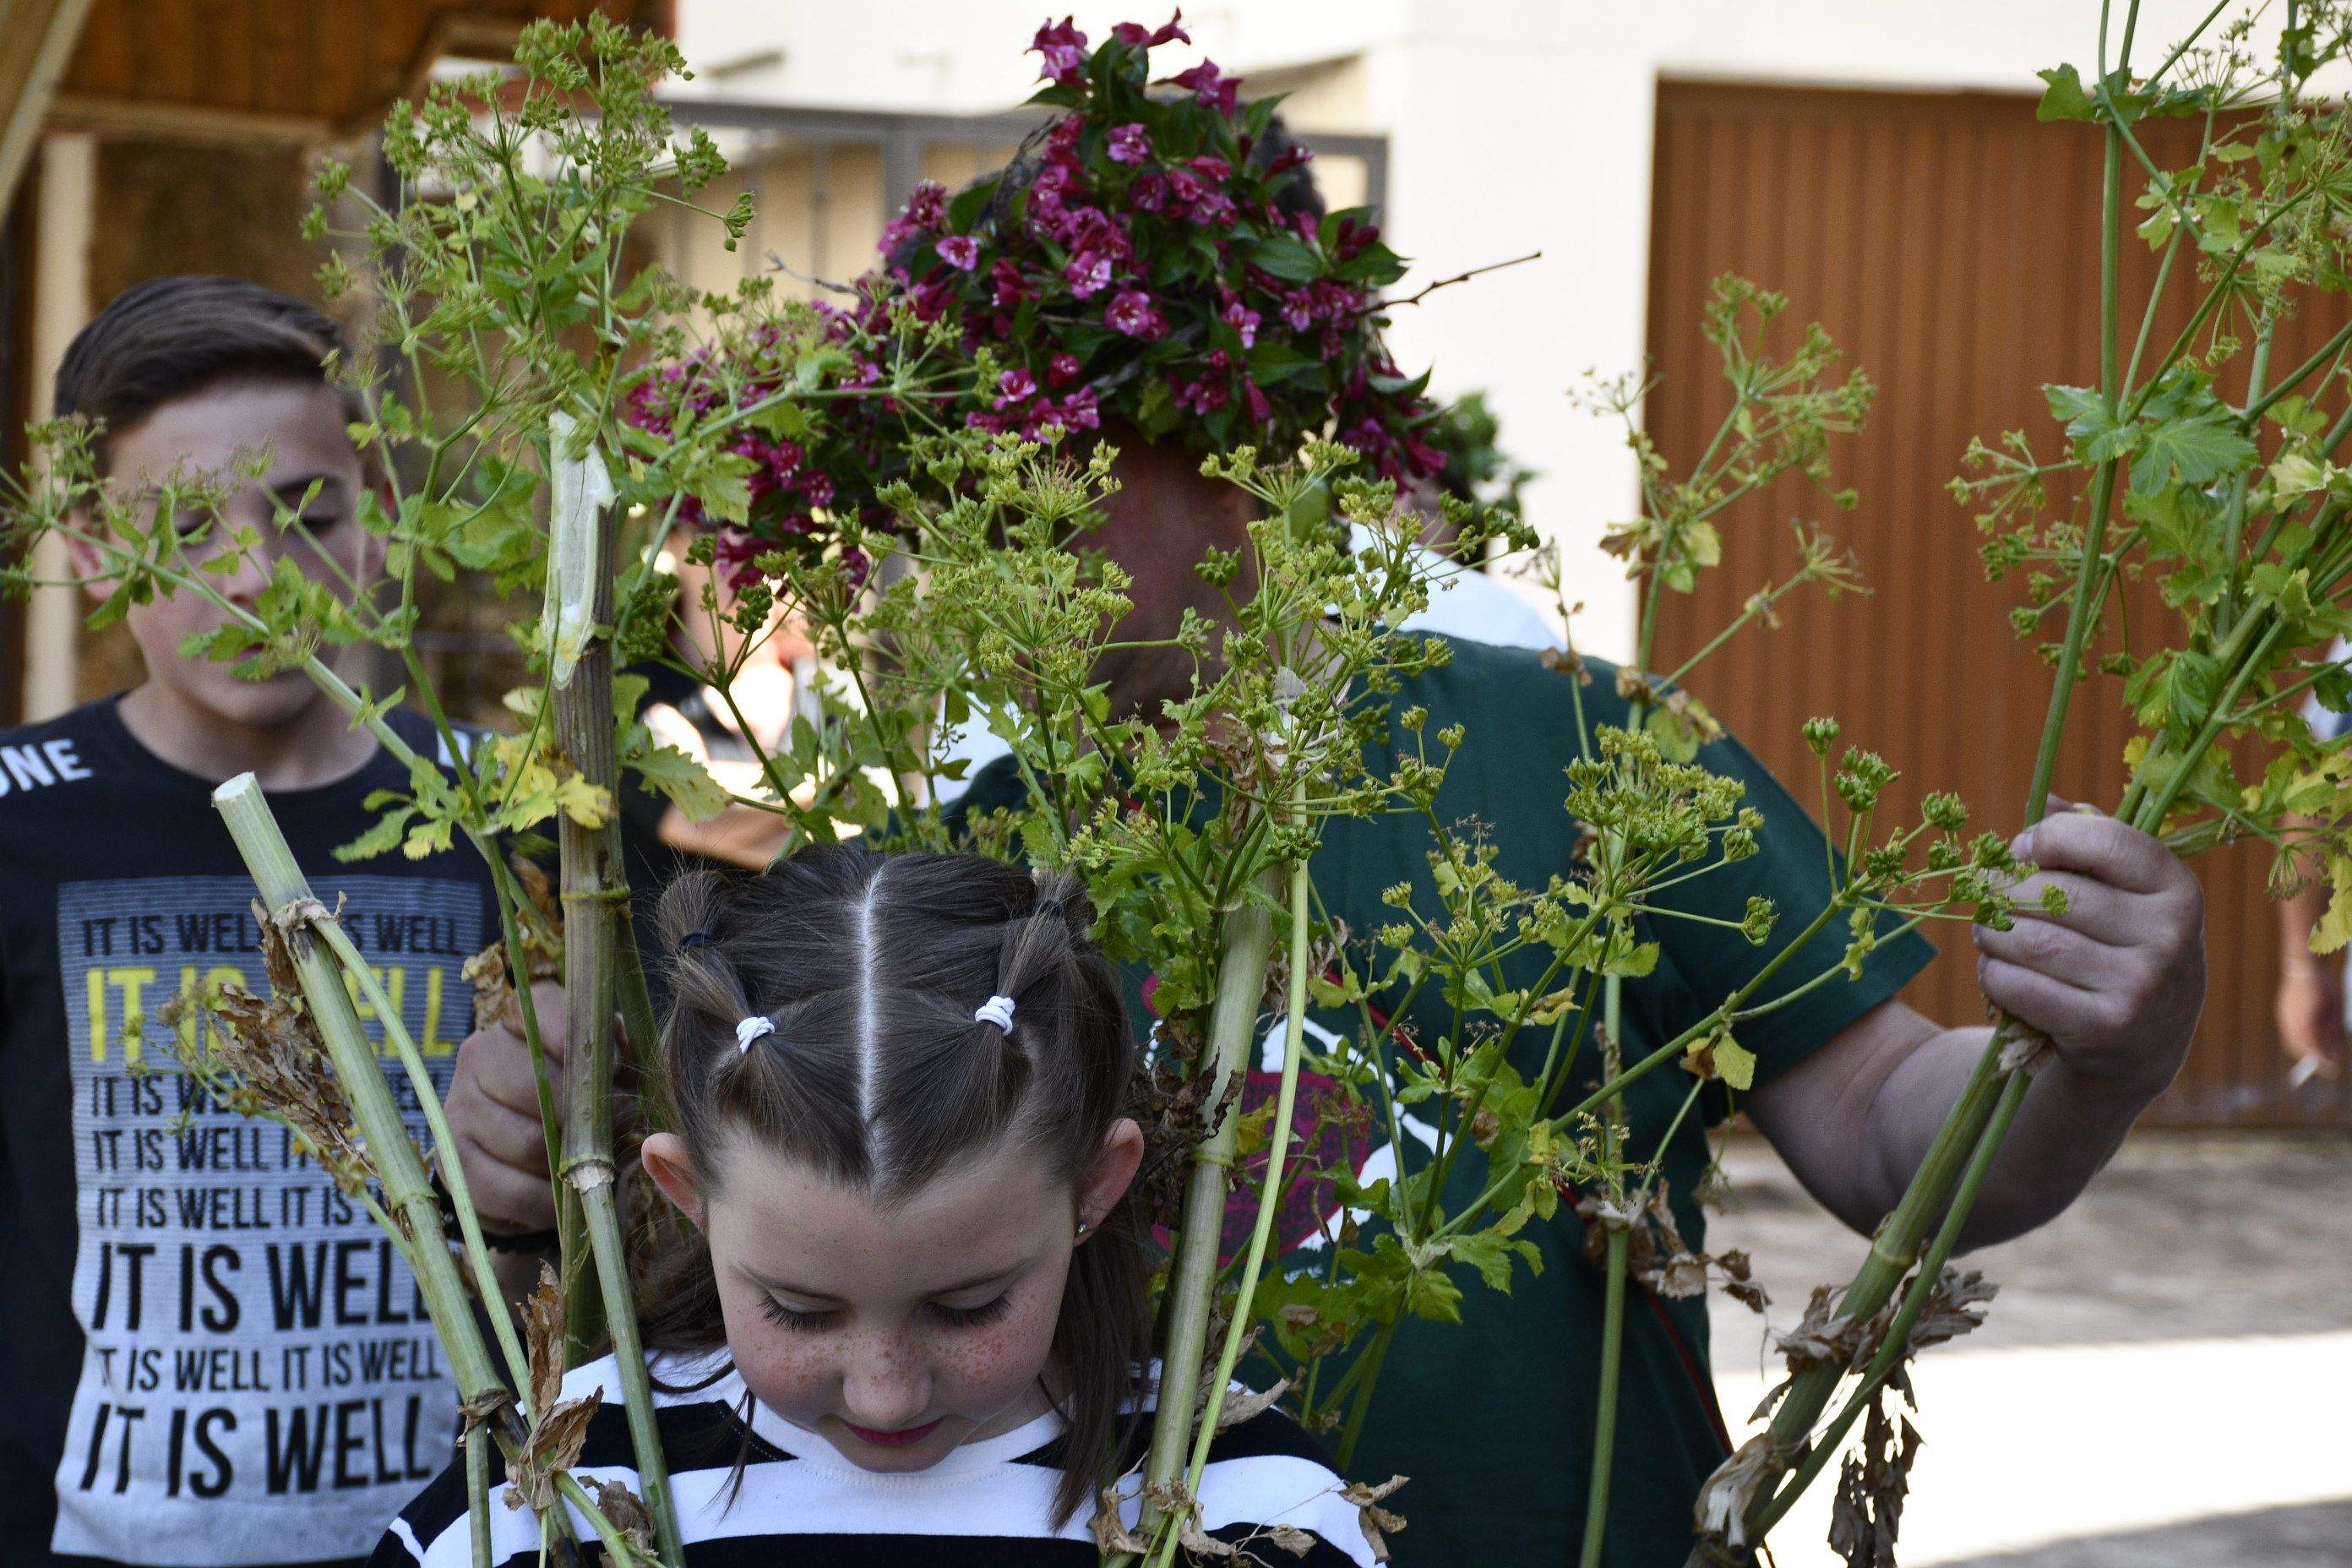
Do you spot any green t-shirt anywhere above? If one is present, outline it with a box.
[947,636,1934,1565]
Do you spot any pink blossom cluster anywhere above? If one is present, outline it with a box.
[773,12,1446,558]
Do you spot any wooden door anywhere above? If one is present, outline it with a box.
[1645,81,2352,1128]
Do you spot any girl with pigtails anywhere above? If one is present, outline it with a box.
[375,844,1370,1565]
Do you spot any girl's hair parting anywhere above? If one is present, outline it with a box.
[636,843,1146,1525]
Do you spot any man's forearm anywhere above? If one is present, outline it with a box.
[1859,1024,2158,1251]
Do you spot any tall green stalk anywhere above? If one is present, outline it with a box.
[1148,808,1314,1568]
[1576,942,1634,1568]
[215,776,511,1406]
[547,487,686,1565]
[210,778,609,1566]
[1135,869,1281,1544]
[1723,18,2138,1549]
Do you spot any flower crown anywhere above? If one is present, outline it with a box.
[836,12,1444,485]
[620,13,1448,591]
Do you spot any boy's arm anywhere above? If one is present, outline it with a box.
[444,979,567,1305]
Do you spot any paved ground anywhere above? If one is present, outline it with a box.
[1701,1130,2352,1567]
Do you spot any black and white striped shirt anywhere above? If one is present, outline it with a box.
[374,1352,1376,1566]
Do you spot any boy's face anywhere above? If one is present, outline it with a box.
[69,377,379,729]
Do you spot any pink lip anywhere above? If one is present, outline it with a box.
[841,1418,944,1448]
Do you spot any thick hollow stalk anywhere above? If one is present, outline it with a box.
[313,918,533,1403]
[1163,829,1315,1565]
[548,494,686,1566]
[215,774,591,1564]
[1749,1070,2032,1538]
[214,775,508,1406]
[1137,870,1281,1538]
[466,1424,493,1568]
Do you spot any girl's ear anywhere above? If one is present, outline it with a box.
[1075,1118,1145,1240]
[640,1131,708,1227]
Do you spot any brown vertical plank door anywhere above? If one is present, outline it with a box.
[1643,82,2352,1130]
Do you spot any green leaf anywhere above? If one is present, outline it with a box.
[2035,63,2098,122]
[2132,408,2256,497]
[1646,703,1701,764]
[1250,232,1324,283]
[625,740,731,823]
[335,803,417,863]
[2269,451,2325,498]
[2044,384,2134,463]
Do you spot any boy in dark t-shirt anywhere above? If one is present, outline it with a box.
[0,276,499,1568]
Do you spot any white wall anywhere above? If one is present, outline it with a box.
[668,1,2291,656]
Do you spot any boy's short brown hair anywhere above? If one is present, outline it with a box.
[53,275,366,470]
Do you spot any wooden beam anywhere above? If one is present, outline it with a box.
[0,0,100,214]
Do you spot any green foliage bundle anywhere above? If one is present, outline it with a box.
[15,7,2341,1566]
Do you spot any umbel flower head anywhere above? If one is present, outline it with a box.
[830,10,1444,485]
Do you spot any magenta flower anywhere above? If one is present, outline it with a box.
[1048,351,1084,387]
[1242,379,1273,426]
[1280,290,1315,331]
[1108,122,1152,164]
[1187,155,1231,182]
[997,367,1037,403]
[1171,59,1239,116]
[1032,17,1089,84]
[1222,301,1260,347]
[1065,251,1114,298]
[1106,288,1168,340]
[937,234,981,270]
[799,471,836,508]
[1128,172,1168,212]
[1059,385,1102,428]
[989,259,1030,307]
[1111,10,1189,46]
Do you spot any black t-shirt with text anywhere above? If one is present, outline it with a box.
[0,698,500,1568]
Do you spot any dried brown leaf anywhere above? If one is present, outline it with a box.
[521,1262,567,1422]
[1089,1485,1156,1555]
[1828,1395,1922,1568]
[1178,1513,1239,1559]
[1718,1250,1770,1313]
[591,1476,656,1554]
[501,1390,601,1514]
[1692,1430,1797,1552]
[188,917,376,1199]
[1257,1522,1317,1557]
[1341,1475,1408,1563]
[1214,1378,1291,1432]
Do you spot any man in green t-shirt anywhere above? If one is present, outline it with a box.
[444,27,2208,1557]
[929,432,2205,1565]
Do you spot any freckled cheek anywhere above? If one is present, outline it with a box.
[931,1291,1064,1413]
[719,1298,841,1420]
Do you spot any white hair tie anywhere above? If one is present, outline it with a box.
[973,995,1017,1032]
[736,1015,776,1054]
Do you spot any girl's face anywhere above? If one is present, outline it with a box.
[641,1121,1141,1475]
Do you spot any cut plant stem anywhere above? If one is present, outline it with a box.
[547,487,686,1566]
[313,918,533,1402]
[1729,55,2135,1548]
[214,775,509,1405]
[1163,817,1315,1567]
[1134,867,1280,1547]
[1748,1069,2032,1538]
[213,776,596,1562]
[466,1424,493,1568]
